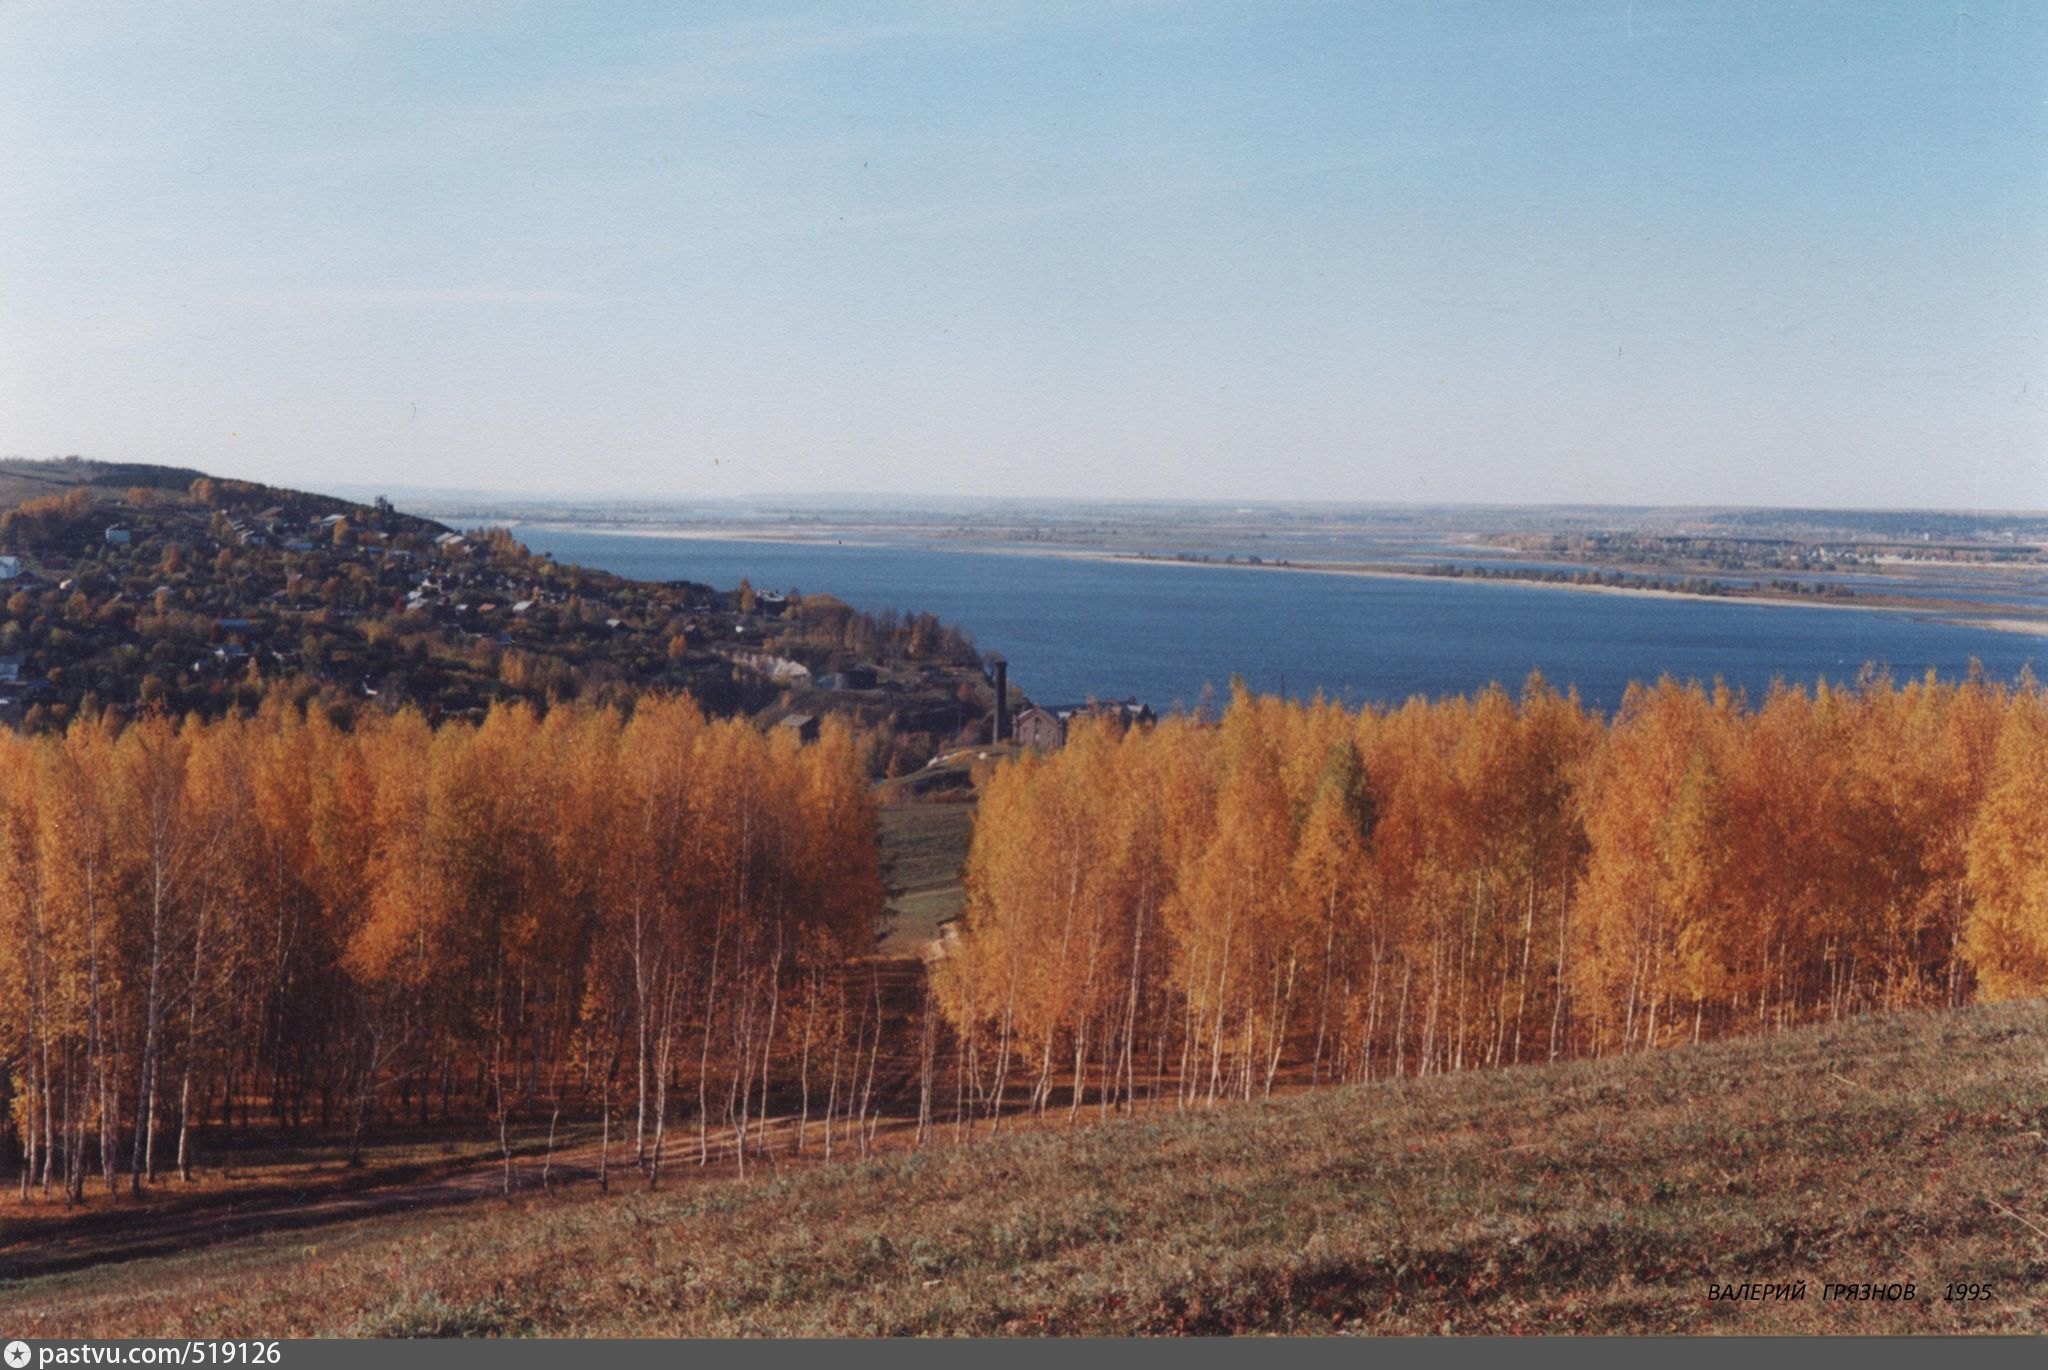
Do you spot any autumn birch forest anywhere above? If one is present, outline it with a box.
[4,669,2048,1207]
[1,695,884,1203]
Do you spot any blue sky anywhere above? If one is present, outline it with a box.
[3,1,2043,508]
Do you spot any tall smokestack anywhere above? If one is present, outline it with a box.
[991,656,1009,743]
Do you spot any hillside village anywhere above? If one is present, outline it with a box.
[0,459,1009,774]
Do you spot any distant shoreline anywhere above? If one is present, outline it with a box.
[1097,552,2048,630]
[513,521,2048,639]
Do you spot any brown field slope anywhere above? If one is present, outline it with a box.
[5,999,2045,1336]
[0,457,208,507]
[876,800,973,951]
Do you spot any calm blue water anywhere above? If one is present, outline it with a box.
[520,529,2042,716]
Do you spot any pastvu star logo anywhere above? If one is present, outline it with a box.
[3,1339,30,1369]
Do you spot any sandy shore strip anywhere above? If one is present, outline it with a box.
[1955,617,2048,638]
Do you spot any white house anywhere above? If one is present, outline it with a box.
[0,556,20,580]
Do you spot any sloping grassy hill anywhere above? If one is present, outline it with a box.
[8,1001,2045,1336]
[876,800,974,951]
[0,456,209,508]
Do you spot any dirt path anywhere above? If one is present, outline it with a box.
[1,1106,939,1282]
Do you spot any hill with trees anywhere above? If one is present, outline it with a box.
[0,459,999,770]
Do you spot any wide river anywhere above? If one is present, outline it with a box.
[519,529,2042,716]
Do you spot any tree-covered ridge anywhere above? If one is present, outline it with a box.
[0,462,995,764]
[936,671,2048,1115]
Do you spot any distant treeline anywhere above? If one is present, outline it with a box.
[1416,561,1858,599]
[936,672,2047,1116]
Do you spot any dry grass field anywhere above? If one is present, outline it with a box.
[876,802,973,951]
[874,754,984,953]
[6,998,2044,1337]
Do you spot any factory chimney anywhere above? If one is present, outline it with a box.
[989,655,1010,743]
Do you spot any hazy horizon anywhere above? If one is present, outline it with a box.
[5,2,2044,510]
[332,482,2048,520]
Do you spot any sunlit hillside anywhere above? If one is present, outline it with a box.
[7,1000,2044,1336]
